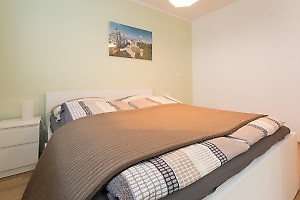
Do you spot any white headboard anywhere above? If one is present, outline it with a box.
[46,89,152,139]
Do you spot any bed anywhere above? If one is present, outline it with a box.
[23,89,299,200]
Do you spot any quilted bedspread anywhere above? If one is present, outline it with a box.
[23,104,266,200]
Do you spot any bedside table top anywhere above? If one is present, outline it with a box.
[0,117,41,129]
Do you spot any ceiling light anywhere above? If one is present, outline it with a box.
[169,0,198,7]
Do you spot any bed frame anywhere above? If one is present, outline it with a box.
[204,131,298,200]
[45,89,299,200]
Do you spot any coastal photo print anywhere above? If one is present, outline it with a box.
[108,21,152,60]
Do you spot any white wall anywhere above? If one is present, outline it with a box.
[192,0,300,132]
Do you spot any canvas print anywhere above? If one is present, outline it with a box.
[109,21,152,60]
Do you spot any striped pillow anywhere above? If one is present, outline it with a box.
[119,95,181,108]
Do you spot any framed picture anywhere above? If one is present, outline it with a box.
[108,21,152,60]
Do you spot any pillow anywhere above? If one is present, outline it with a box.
[50,97,107,119]
[117,95,153,103]
[118,95,181,109]
[57,99,136,124]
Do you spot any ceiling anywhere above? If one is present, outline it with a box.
[131,0,239,21]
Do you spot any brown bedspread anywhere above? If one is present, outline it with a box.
[22,104,264,200]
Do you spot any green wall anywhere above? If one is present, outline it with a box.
[0,0,192,120]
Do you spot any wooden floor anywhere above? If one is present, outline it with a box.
[0,171,31,200]
[1,145,300,200]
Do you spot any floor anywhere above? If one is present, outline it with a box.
[0,171,31,200]
[1,145,300,200]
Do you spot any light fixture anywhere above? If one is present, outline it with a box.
[169,0,198,7]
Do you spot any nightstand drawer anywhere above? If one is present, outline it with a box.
[0,142,38,172]
[0,125,39,148]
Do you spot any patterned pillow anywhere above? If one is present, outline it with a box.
[51,97,107,121]
[51,95,181,128]
[119,95,181,108]
[59,99,135,123]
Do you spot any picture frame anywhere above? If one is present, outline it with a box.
[108,21,152,60]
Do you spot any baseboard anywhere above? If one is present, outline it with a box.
[0,164,35,179]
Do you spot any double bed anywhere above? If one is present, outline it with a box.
[23,89,299,200]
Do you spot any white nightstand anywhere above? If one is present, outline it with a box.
[0,117,40,178]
